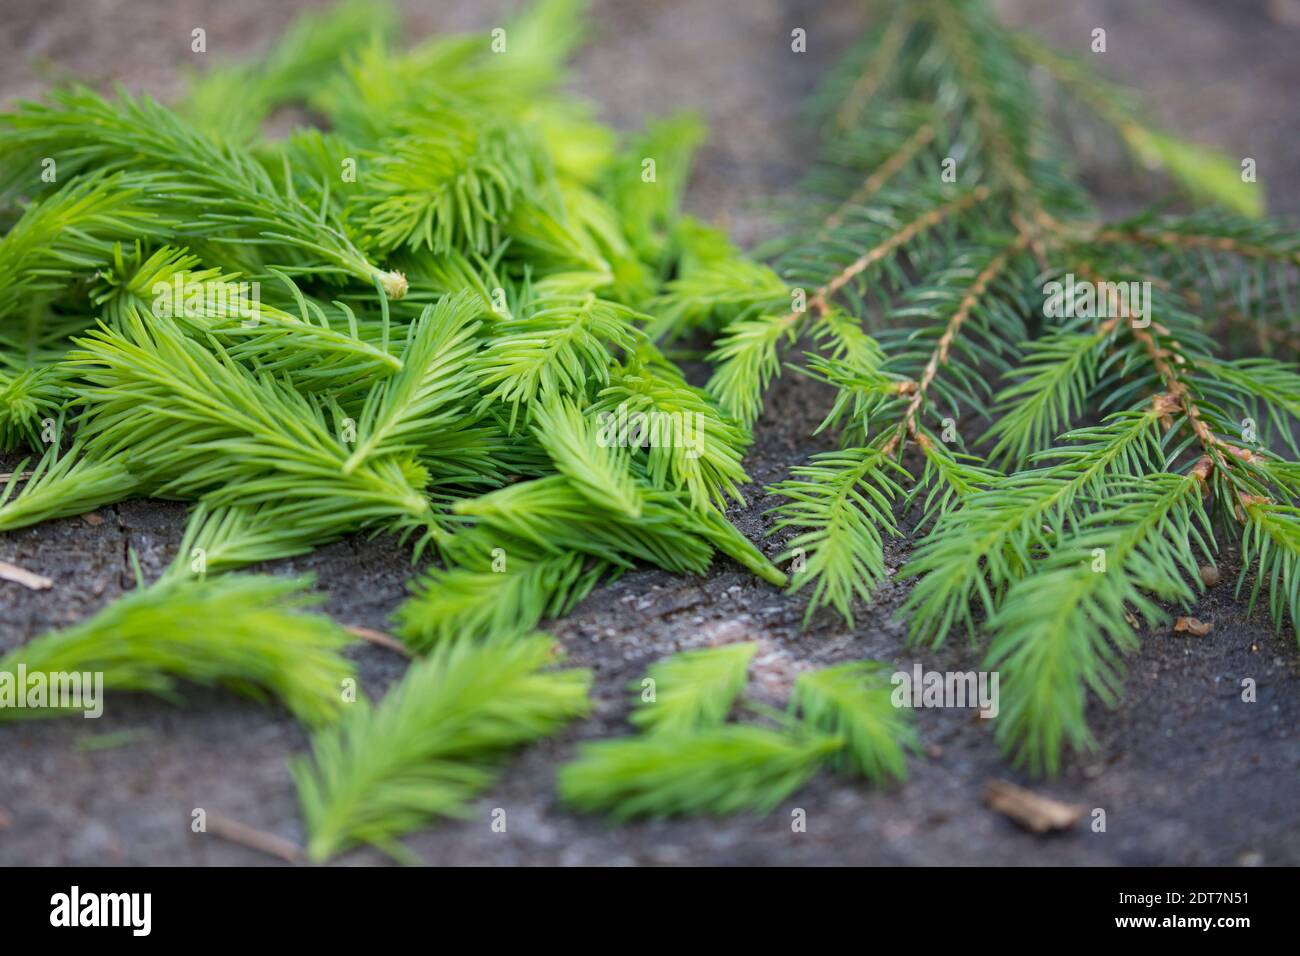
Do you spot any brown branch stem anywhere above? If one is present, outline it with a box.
[822,123,937,231]
[1090,227,1300,266]
[833,11,911,132]
[882,232,1029,455]
[206,812,305,864]
[775,186,993,336]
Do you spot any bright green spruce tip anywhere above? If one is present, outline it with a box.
[1006,29,1266,219]
[293,633,591,863]
[1,0,1298,859]
[628,641,757,736]
[0,0,798,858]
[1122,127,1265,220]
[559,647,913,821]
[0,574,355,728]
[559,725,843,822]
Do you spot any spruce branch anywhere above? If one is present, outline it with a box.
[397,542,609,650]
[0,362,64,452]
[0,171,181,321]
[472,292,645,429]
[901,409,1168,647]
[821,123,938,232]
[986,472,1212,773]
[341,292,482,473]
[827,6,914,133]
[3,0,1297,830]
[708,186,990,425]
[1089,214,1300,268]
[592,348,753,511]
[1238,501,1300,643]
[767,446,907,626]
[882,232,1030,456]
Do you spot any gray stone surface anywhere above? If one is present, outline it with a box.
[0,0,1297,865]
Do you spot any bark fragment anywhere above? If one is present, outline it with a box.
[0,560,53,590]
[984,779,1083,833]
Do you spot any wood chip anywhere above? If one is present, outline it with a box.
[0,560,52,590]
[1174,616,1213,636]
[983,779,1083,833]
[345,624,412,656]
[81,512,105,526]
[206,812,304,863]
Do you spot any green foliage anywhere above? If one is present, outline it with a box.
[629,642,756,735]
[472,293,646,428]
[733,0,1300,774]
[592,346,752,511]
[0,172,179,320]
[0,574,355,726]
[1238,501,1300,635]
[1007,31,1264,217]
[985,473,1212,773]
[0,88,405,293]
[396,543,609,649]
[3,0,1298,862]
[767,446,906,626]
[0,0,809,854]
[0,363,63,451]
[341,291,482,472]
[649,249,789,344]
[0,441,137,532]
[900,411,1167,648]
[67,302,438,544]
[354,111,542,255]
[605,113,707,265]
[557,649,914,820]
[293,634,590,861]
[558,725,840,821]
[707,311,799,426]
[533,394,642,518]
[180,0,396,142]
[791,661,917,783]
[980,327,1110,465]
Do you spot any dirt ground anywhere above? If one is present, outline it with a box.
[1,0,1297,866]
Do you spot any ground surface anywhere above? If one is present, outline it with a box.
[1,0,1297,866]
